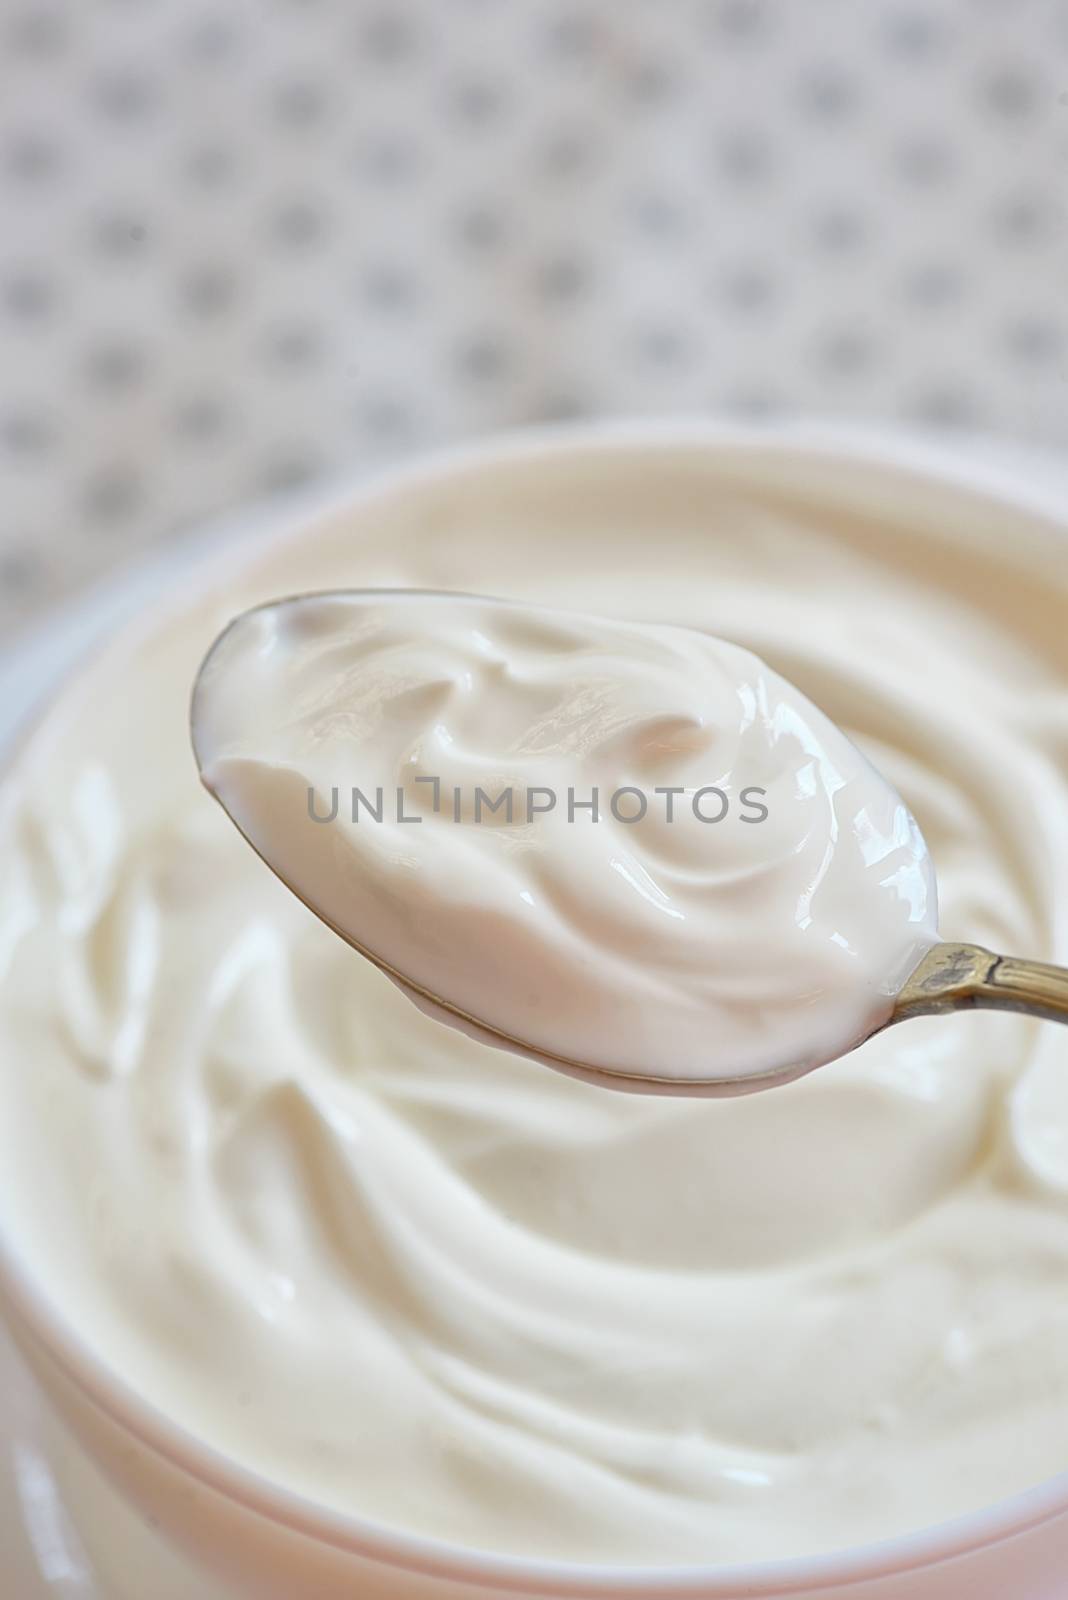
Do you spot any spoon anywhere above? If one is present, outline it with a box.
[402,941,1068,1096]
[191,589,1068,1098]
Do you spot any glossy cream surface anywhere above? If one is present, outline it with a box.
[2,439,1068,1566]
[192,591,936,1088]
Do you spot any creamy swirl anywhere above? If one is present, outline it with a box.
[1,435,1067,1567]
[192,591,936,1087]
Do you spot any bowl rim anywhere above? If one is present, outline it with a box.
[3,415,1068,1597]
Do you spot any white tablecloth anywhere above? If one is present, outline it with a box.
[2,0,1067,638]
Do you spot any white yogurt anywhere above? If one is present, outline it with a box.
[192,591,937,1088]
[1,437,1067,1568]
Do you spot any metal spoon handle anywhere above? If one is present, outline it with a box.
[893,942,1068,1027]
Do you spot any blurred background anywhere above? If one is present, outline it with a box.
[1,0,1066,642]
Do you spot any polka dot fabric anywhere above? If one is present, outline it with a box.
[2,0,1067,635]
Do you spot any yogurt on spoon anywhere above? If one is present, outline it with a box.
[191,588,938,1091]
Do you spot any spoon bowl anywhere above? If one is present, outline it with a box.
[191,588,1068,1096]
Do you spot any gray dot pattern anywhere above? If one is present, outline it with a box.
[2,0,1068,635]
